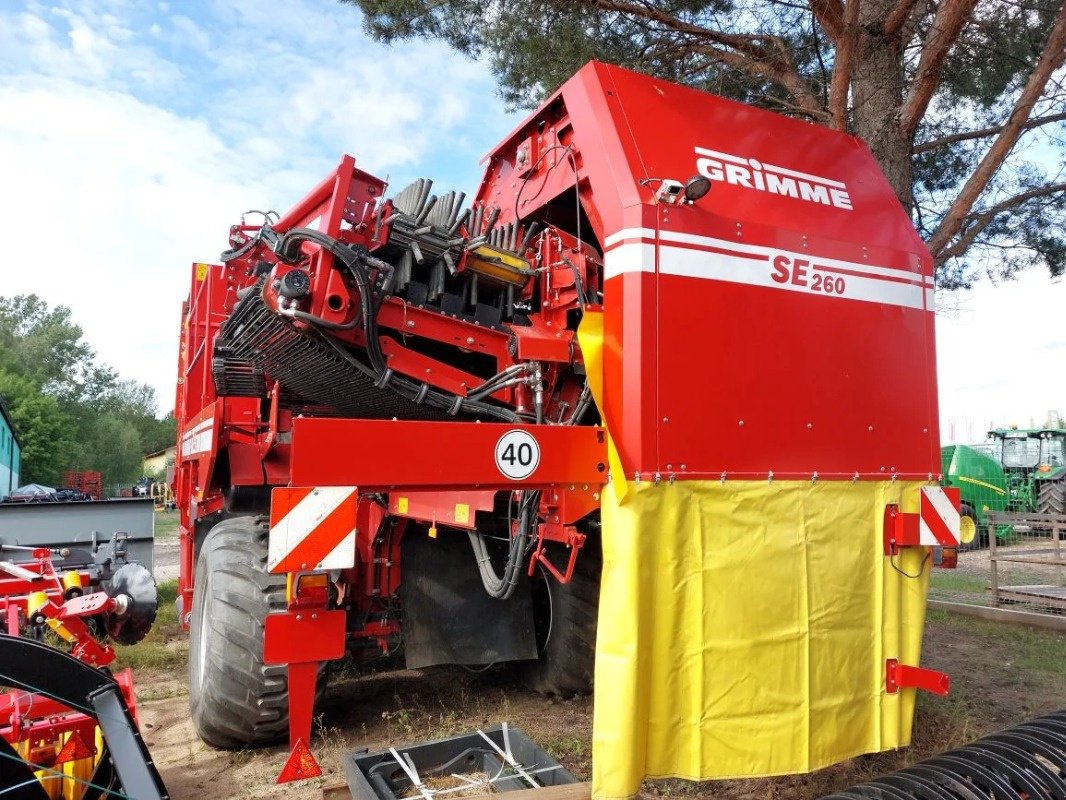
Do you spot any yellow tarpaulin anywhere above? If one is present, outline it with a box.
[591,478,930,799]
[578,310,931,799]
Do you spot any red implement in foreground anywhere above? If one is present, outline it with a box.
[173,62,959,780]
[0,542,165,798]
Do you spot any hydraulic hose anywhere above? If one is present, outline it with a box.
[468,491,540,600]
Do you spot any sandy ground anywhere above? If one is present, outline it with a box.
[135,610,1066,800]
[155,538,179,582]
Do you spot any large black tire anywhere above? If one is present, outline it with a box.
[521,539,600,697]
[189,515,292,748]
[1037,476,1065,515]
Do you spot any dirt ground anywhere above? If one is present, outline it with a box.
[135,609,1066,800]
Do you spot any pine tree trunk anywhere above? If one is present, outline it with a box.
[849,0,913,213]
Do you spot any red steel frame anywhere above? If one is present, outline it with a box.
[0,551,140,778]
[174,62,948,777]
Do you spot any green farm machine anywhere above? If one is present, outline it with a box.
[943,421,1066,546]
[941,443,1009,544]
[988,425,1066,515]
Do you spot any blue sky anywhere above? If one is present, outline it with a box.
[0,0,1062,439]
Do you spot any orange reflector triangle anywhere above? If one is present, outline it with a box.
[276,738,322,783]
[54,731,95,765]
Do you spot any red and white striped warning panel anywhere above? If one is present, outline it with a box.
[919,486,961,547]
[268,486,357,574]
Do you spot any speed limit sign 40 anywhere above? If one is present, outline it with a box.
[495,429,541,480]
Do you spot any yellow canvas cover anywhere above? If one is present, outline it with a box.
[578,313,931,799]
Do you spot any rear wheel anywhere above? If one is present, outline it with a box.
[959,504,987,551]
[188,515,292,748]
[521,538,600,697]
[1037,477,1065,515]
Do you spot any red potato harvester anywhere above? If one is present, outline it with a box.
[174,61,973,786]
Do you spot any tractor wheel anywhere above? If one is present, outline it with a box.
[189,515,293,748]
[1037,477,1066,516]
[520,538,600,697]
[959,504,987,551]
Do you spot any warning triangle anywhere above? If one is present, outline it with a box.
[54,731,95,765]
[276,738,322,784]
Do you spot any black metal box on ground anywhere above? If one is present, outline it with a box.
[344,725,578,800]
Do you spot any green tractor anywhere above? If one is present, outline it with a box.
[941,443,1011,546]
[987,425,1066,515]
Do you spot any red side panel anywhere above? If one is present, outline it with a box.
[551,63,938,480]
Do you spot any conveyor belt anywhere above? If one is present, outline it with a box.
[213,282,449,420]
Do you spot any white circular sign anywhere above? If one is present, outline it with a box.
[494,429,541,480]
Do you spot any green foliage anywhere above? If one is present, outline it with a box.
[0,296,94,400]
[0,295,174,488]
[75,414,145,486]
[0,369,74,486]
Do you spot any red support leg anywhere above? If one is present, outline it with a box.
[286,661,318,753]
[263,608,346,783]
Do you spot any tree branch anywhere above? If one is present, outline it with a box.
[927,3,1066,259]
[582,0,825,114]
[808,0,844,41]
[884,0,919,39]
[898,0,980,140]
[828,0,859,130]
[915,111,1066,153]
[900,0,934,46]
[937,182,1066,264]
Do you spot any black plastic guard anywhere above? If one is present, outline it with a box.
[401,532,536,669]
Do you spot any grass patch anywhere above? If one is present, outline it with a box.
[112,579,187,671]
[154,510,180,541]
[927,608,1066,675]
[929,572,988,594]
[541,735,589,760]
[138,684,188,702]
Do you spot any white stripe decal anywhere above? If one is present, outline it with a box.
[182,419,213,439]
[605,241,929,310]
[180,418,215,457]
[657,230,774,259]
[920,486,961,546]
[603,243,656,280]
[267,487,355,570]
[180,429,213,457]
[662,232,930,286]
[604,227,655,248]
[317,530,357,570]
[607,230,930,287]
[664,246,925,309]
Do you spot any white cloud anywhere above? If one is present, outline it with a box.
[0,0,517,413]
[937,272,1066,443]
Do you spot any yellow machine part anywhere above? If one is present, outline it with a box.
[28,591,76,645]
[577,310,932,799]
[591,478,931,799]
[16,727,102,800]
[465,245,532,286]
[61,571,84,594]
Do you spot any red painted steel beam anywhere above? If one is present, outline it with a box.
[289,419,607,488]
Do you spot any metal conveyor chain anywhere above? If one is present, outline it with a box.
[824,709,1066,800]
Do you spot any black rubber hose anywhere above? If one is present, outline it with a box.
[469,491,540,600]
